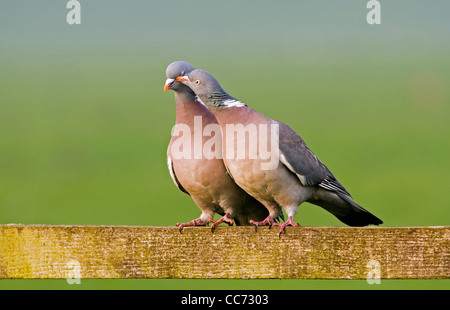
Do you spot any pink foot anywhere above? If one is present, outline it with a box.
[249,215,276,231]
[176,218,207,233]
[208,213,234,232]
[273,216,299,238]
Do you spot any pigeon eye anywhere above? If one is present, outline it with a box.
[195,80,201,85]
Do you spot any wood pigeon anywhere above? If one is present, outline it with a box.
[176,69,383,235]
[164,61,269,232]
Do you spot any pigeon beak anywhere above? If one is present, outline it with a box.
[164,78,175,92]
[176,75,189,83]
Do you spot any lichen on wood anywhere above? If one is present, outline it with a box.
[0,225,448,279]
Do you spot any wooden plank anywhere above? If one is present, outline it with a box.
[0,225,448,279]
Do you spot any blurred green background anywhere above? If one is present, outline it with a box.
[0,1,449,289]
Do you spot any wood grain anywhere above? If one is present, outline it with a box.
[0,225,448,279]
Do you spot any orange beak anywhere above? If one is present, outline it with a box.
[176,75,189,82]
[163,78,175,93]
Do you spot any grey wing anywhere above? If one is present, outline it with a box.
[167,155,190,196]
[276,120,352,197]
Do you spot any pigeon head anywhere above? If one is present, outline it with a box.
[164,61,196,93]
[176,69,242,108]
[176,69,222,96]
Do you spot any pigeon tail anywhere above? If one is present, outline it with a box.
[308,189,383,227]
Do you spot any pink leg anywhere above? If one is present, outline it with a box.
[176,218,207,233]
[249,215,276,231]
[273,216,299,237]
[209,213,234,232]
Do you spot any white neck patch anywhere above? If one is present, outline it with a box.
[222,99,246,108]
[195,95,207,107]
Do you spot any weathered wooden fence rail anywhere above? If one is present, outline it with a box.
[0,225,448,279]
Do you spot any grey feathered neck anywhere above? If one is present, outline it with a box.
[205,91,247,108]
[187,69,247,108]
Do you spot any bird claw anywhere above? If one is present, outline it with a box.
[176,218,207,233]
[249,216,276,232]
[177,224,184,234]
[208,214,234,233]
[273,216,300,238]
